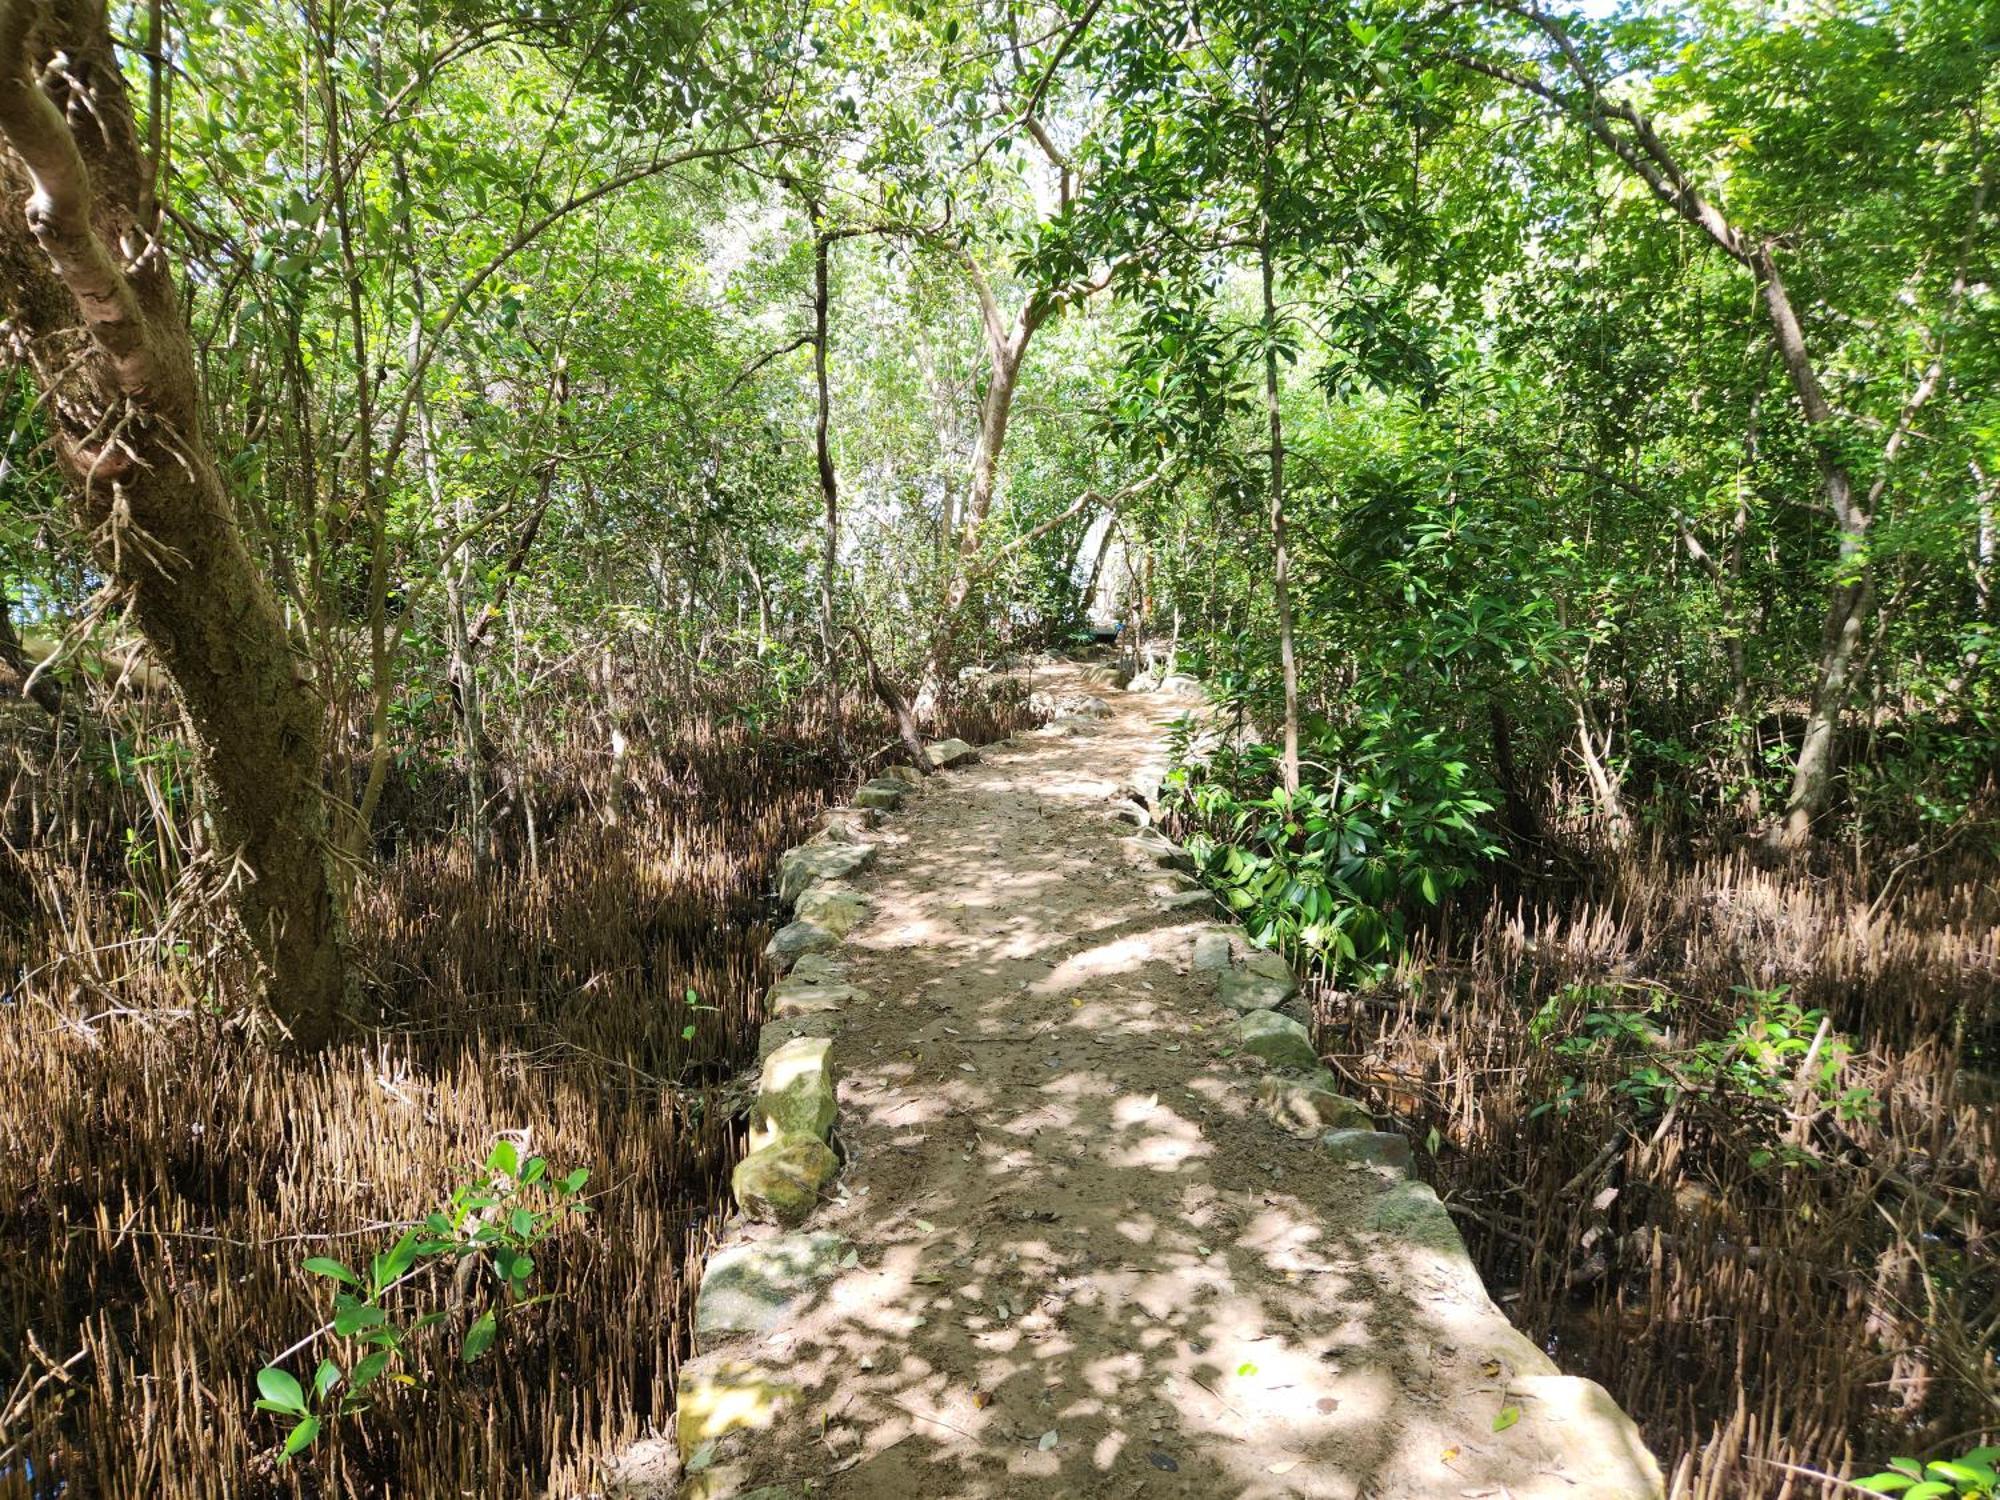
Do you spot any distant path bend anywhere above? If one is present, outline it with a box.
[663,665,1664,1500]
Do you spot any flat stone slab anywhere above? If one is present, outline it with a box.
[1191,929,1233,972]
[1490,1375,1667,1500]
[1235,1008,1319,1071]
[1321,1128,1412,1171]
[778,841,875,902]
[1124,827,1193,872]
[767,977,866,1018]
[793,883,868,938]
[924,738,978,768]
[1217,970,1295,1013]
[1257,1074,1372,1135]
[1159,888,1212,912]
[879,764,925,787]
[1364,1177,1504,1303]
[676,1356,801,1457]
[695,1231,849,1337]
[814,806,878,840]
[855,781,907,811]
[763,919,835,969]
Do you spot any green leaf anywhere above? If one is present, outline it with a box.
[1492,1405,1520,1432]
[486,1140,520,1178]
[461,1307,499,1363]
[313,1359,340,1400]
[333,1302,387,1336]
[302,1257,358,1286]
[559,1168,590,1195]
[350,1351,393,1392]
[279,1415,321,1461]
[257,1367,307,1416]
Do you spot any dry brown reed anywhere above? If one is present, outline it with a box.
[1314,843,1998,1499]
[0,661,1037,1498]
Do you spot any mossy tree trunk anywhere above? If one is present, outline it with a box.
[0,0,346,1044]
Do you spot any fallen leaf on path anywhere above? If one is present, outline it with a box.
[1038,1429,1059,1451]
[1492,1405,1521,1432]
[1147,1451,1179,1472]
[1268,1459,1302,1474]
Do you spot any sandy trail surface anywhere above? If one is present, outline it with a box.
[660,668,1662,1500]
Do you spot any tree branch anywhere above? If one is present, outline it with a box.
[0,0,161,393]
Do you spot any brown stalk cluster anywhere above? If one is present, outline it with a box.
[1317,844,1998,1499]
[0,665,1036,1496]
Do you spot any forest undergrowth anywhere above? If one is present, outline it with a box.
[1158,699,1998,1499]
[1323,847,1995,1498]
[0,650,1038,1498]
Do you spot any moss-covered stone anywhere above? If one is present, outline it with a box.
[814,805,879,839]
[675,1357,802,1456]
[793,883,868,937]
[762,919,834,969]
[1234,1009,1319,1071]
[767,977,864,1018]
[732,1135,838,1225]
[1241,948,1297,989]
[695,1230,849,1337]
[1192,929,1234,973]
[1320,1128,1412,1171]
[924,738,977,768]
[1218,970,1295,1014]
[750,1037,838,1151]
[1256,1074,1372,1135]
[777,841,875,902]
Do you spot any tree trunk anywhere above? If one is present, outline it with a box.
[812,219,843,742]
[960,337,1026,561]
[1256,226,1301,797]
[1487,698,1541,848]
[0,0,346,1044]
[1750,251,1872,849]
[1976,462,1995,620]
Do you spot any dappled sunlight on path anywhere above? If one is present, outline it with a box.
[657,669,1662,1500]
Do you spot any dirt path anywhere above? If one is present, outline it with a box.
[656,669,1662,1500]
